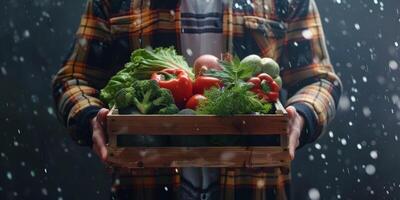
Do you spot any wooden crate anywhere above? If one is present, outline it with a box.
[106,101,289,168]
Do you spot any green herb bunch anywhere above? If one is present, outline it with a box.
[197,56,273,115]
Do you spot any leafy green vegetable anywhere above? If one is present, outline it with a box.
[126,47,194,80]
[196,83,272,116]
[204,56,255,86]
[114,87,135,109]
[198,56,273,116]
[197,83,272,146]
[240,54,262,75]
[100,72,135,107]
[100,47,192,108]
[130,80,179,114]
[158,105,180,114]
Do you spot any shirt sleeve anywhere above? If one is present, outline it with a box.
[278,0,343,147]
[52,0,112,146]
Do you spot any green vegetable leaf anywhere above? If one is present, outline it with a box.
[196,84,272,116]
[203,55,256,86]
[128,47,194,79]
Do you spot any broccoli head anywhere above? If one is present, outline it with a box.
[158,104,179,114]
[152,88,175,107]
[131,80,179,114]
[100,72,135,107]
[114,87,135,109]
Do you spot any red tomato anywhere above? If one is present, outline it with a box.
[185,94,207,110]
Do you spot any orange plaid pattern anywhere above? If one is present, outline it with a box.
[52,0,342,199]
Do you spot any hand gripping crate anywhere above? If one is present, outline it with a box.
[106,101,289,168]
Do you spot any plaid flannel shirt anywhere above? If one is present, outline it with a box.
[52,0,342,199]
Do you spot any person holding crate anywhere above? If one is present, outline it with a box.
[52,0,342,199]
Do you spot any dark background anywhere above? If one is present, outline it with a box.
[0,0,399,199]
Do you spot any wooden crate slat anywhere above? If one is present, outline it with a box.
[108,115,287,135]
[107,147,290,168]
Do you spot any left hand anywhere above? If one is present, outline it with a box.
[286,106,305,160]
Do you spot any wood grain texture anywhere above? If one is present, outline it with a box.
[108,115,287,136]
[107,147,290,168]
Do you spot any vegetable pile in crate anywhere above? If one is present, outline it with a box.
[101,47,289,168]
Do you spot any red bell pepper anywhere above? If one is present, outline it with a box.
[193,76,223,94]
[247,73,280,102]
[151,69,193,108]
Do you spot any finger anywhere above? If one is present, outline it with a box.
[288,118,303,159]
[288,128,301,159]
[97,108,109,127]
[286,110,295,135]
[92,125,108,161]
[286,106,296,119]
[99,145,108,162]
[286,106,300,160]
[93,137,108,161]
[288,130,296,160]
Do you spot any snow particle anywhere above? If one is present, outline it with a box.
[314,143,322,150]
[329,131,334,138]
[389,60,398,70]
[6,172,12,180]
[256,179,265,188]
[365,164,376,175]
[186,48,193,56]
[354,23,360,30]
[42,188,48,196]
[42,11,50,18]
[308,188,320,200]
[363,107,372,117]
[370,150,378,159]
[302,29,313,39]
[31,94,39,103]
[349,121,353,126]
[341,138,347,146]
[23,30,30,38]
[338,96,351,111]
[1,67,7,75]
[362,76,367,82]
[47,107,54,115]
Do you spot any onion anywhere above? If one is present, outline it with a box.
[193,54,221,77]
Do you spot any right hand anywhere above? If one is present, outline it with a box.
[91,108,109,162]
